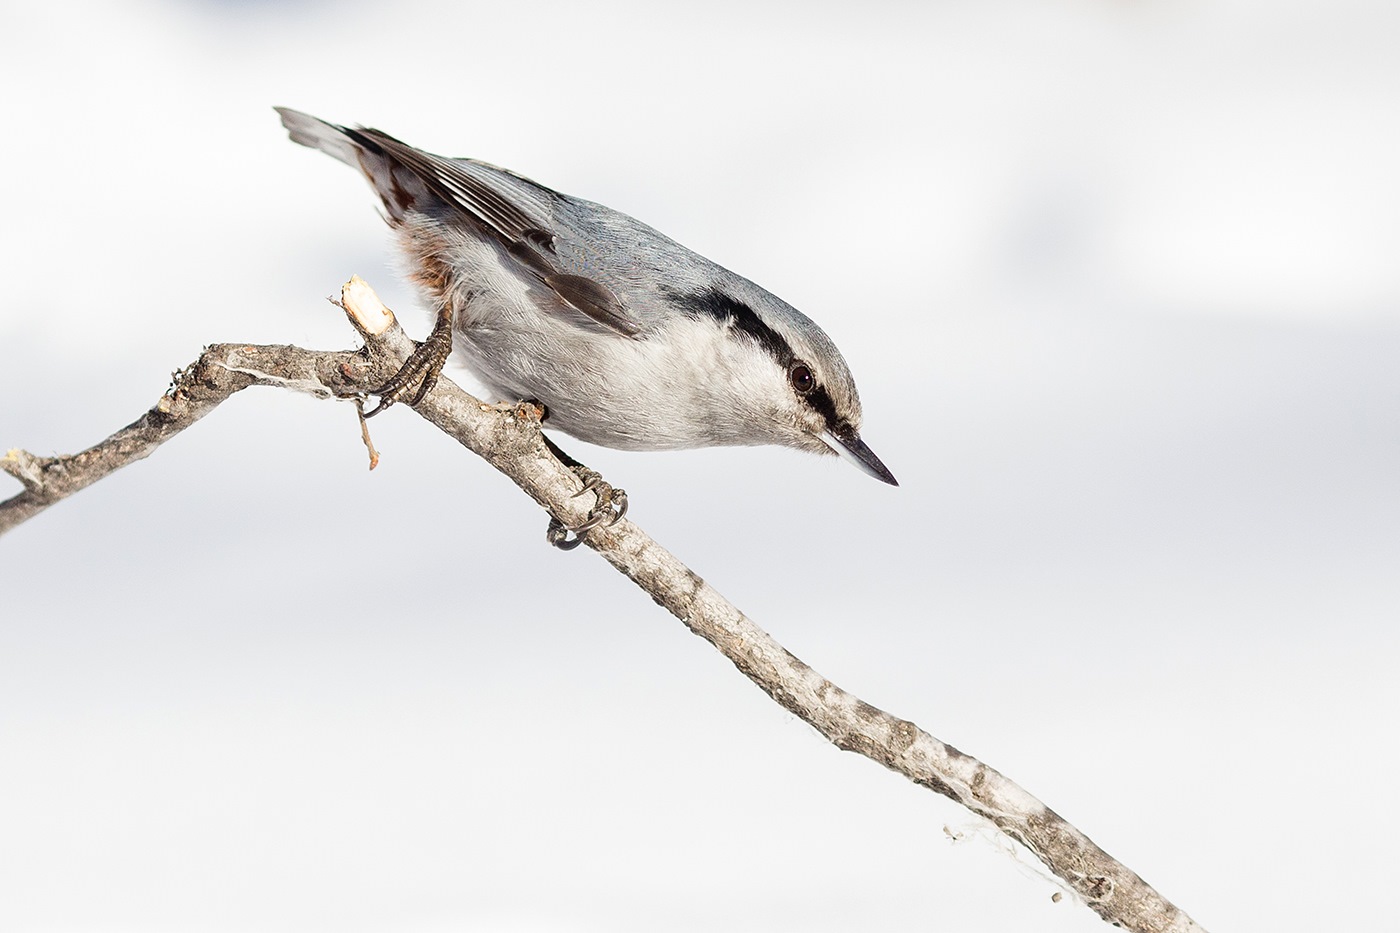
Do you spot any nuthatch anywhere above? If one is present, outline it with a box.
[277,109,896,541]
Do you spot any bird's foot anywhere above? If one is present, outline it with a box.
[547,466,628,551]
[364,309,454,417]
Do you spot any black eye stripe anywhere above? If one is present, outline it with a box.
[664,286,794,365]
[806,385,841,431]
[666,286,843,431]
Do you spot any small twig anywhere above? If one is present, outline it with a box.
[354,397,380,470]
[0,278,1207,933]
[2,448,50,492]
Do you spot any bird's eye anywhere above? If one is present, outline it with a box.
[789,362,815,394]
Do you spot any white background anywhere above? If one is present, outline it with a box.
[2,2,1397,931]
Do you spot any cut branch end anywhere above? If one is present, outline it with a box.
[341,275,394,336]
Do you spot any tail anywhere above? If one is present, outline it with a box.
[275,107,428,223]
[275,107,365,168]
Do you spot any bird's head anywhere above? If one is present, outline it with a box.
[669,284,898,486]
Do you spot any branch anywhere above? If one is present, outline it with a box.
[1,278,1207,933]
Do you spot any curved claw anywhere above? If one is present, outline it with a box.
[546,518,585,551]
[362,396,394,418]
[608,488,629,524]
[364,308,454,418]
[571,490,627,537]
[546,471,628,551]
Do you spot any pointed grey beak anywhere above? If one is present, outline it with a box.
[821,426,898,486]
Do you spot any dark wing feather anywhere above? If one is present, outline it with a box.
[350,127,644,339]
[350,127,537,241]
[544,274,642,337]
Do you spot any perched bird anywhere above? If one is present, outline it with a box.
[276,108,897,500]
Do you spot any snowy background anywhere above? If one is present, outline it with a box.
[2,1,1398,931]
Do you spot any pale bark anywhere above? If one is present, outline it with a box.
[0,279,1207,933]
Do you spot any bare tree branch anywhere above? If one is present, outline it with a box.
[1,278,1208,933]
[3,343,361,534]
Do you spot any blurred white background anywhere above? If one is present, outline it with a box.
[2,1,1397,931]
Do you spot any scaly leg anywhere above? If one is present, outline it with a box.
[541,434,628,551]
[364,304,455,417]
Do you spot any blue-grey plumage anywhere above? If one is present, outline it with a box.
[276,108,896,485]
